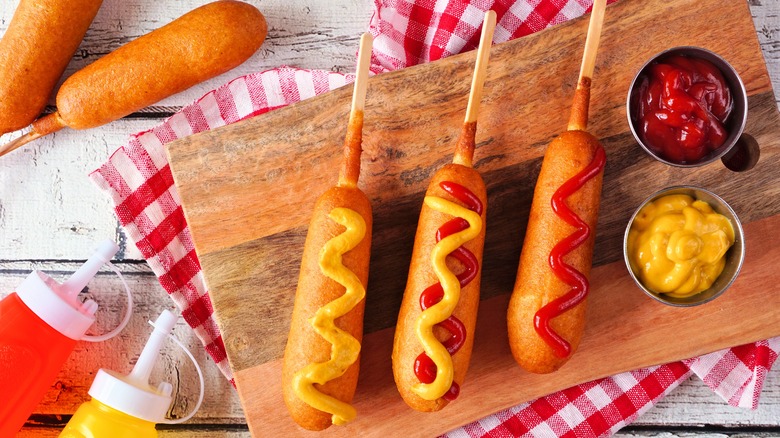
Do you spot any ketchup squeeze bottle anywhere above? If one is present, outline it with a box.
[60,310,204,437]
[0,240,126,436]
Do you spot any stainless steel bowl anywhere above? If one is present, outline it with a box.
[626,46,748,167]
[623,186,745,307]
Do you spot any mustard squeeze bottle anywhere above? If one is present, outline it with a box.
[0,240,126,436]
[60,309,204,437]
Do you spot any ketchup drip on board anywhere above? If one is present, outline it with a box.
[633,54,733,164]
[534,146,606,358]
[414,181,482,401]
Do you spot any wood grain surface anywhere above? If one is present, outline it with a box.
[0,0,778,436]
[234,213,780,436]
[165,0,780,434]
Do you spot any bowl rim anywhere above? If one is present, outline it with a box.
[622,185,746,307]
[626,46,749,168]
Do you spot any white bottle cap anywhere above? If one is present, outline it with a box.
[88,310,178,423]
[17,240,119,340]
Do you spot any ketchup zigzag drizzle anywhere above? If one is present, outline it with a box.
[413,181,483,401]
[535,145,606,358]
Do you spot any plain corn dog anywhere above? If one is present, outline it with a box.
[0,0,267,156]
[0,0,103,134]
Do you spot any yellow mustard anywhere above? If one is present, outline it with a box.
[413,196,482,401]
[292,207,366,425]
[627,194,734,298]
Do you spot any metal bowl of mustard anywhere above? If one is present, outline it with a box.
[623,186,745,307]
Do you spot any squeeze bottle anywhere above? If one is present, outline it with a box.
[60,310,202,437]
[0,240,121,436]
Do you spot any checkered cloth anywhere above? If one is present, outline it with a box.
[89,0,780,436]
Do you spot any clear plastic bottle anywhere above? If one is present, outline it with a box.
[0,240,122,436]
[60,310,203,438]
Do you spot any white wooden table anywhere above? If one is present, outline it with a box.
[1,0,778,436]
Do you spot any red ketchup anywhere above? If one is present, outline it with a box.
[633,55,733,164]
[534,146,606,358]
[414,181,482,401]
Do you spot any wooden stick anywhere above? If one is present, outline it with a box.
[0,113,65,157]
[568,0,607,132]
[338,32,373,188]
[464,10,497,125]
[454,10,496,167]
[0,131,41,157]
[351,33,373,116]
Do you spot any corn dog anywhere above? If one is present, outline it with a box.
[392,11,495,412]
[0,0,103,134]
[282,33,374,431]
[507,0,608,374]
[0,0,267,156]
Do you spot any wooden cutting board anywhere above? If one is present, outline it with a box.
[166,0,780,435]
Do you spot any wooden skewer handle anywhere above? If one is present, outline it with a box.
[568,0,607,132]
[465,10,497,124]
[338,33,373,188]
[351,33,373,115]
[455,10,497,167]
[0,113,65,157]
[578,0,607,84]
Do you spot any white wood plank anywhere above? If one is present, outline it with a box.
[751,0,780,107]
[0,259,152,274]
[0,119,151,261]
[634,369,780,427]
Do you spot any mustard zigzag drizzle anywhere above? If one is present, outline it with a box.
[413,196,482,400]
[292,207,367,425]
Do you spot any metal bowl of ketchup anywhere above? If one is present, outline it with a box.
[627,47,748,167]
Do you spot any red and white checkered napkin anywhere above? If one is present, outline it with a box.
[90,0,780,436]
